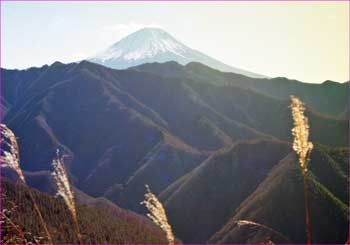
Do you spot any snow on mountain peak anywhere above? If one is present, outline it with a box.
[93,28,187,63]
[90,28,265,78]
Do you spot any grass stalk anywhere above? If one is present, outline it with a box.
[303,173,312,244]
[52,149,82,244]
[141,184,174,245]
[289,96,313,245]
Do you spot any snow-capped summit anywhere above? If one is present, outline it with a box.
[90,28,265,78]
[92,28,188,63]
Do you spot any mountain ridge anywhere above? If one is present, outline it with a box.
[1,59,348,244]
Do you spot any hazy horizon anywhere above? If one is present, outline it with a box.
[1,2,349,83]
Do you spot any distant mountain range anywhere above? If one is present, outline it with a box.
[1,58,349,243]
[89,28,265,78]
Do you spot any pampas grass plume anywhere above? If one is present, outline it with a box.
[1,124,25,183]
[141,185,174,245]
[290,95,313,244]
[52,149,82,244]
[290,96,313,173]
[1,124,53,244]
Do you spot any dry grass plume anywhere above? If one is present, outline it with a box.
[290,96,313,245]
[141,185,174,245]
[1,124,53,244]
[52,149,82,244]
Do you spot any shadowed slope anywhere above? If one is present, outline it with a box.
[159,139,291,243]
[210,146,349,244]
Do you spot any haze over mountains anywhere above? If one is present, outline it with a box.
[1,28,349,244]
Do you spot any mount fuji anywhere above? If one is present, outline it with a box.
[89,28,265,78]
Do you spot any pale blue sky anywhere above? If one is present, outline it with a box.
[1,2,349,83]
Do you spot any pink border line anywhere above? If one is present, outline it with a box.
[0,0,2,239]
[348,0,350,241]
[1,0,349,1]
[0,0,349,245]
[348,0,350,244]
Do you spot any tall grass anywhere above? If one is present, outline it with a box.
[290,96,313,245]
[141,185,175,245]
[0,124,53,244]
[235,220,290,243]
[1,124,25,183]
[51,149,82,244]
